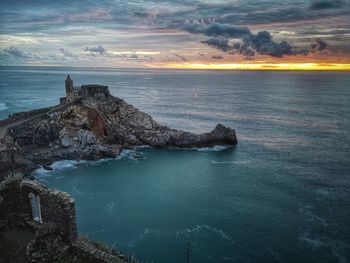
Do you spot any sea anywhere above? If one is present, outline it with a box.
[1,66,350,263]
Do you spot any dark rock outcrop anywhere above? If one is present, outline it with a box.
[0,93,237,175]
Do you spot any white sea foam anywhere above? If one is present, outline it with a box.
[115,149,134,160]
[51,160,84,170]
[33,158,114,177]
[137,225,234,244]
[0,102,9,112]
[115,149,143,161]
[33,165,52,176]
[134,145,152,149]
[298,207,328,227]
[299,232,326,249]
[106,201,115,215]
[195,145,231,152]
[33,161,80,178]
[299,232,350,263]
[211,160,250,165]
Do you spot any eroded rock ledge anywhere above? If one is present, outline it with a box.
[0,92,237,175]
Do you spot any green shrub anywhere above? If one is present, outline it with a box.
[0,171,24,191]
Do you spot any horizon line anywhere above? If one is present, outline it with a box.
[1,63,350,71]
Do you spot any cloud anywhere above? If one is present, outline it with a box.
[58,48,76,57]
[183,23,302,58]
[316,38,329,51]
[251,31,295,58]
[212,55,224,60]
[134,11,149,18]
[174,54,187,61]
[311,38,330,52]
[0,0,347,66]
[183,23,251,39]
[202,37,231,52]
[0,46,37,60]
[310,0,345,10]
[83,45,106,55]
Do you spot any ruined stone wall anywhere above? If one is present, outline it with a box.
[0,180,77,241]
[0,182,32,226]
[22,180,77,241]
[0,180,131,263]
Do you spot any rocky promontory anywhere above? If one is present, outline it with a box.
[0,89,237,176]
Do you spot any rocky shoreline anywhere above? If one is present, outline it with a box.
[0,90,237,178]
[0,83,237,262]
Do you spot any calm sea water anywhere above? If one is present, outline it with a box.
[1,67,350,263]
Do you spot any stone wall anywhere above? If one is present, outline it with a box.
[0,179,77,241]
[9,107,55,122]
[0,179,129,263]
[22,180,77,241]
[71,237,125,263]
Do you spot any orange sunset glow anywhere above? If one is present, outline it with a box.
[163,63,350,71]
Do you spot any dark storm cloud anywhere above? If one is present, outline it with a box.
[83,45,106,55]
[310,0,345,10]
[183,23,303,58]
[202,37,231,52]
[0,0,349,65]
[159,0,349,29]
[183,23,251,38]
[252,31,296,57]
[310,38,330,52]
[316,38,329,51]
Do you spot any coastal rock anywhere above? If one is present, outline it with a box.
[61,135,74,148]
[0,92,237,175]
[77,129,96,148]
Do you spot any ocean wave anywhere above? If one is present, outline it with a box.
[298,207,328,227]
[33,158,112,177]
[106,201,115,215]
[32,149,144,177]
[51,160,87,170]
[299,231,350,262]
[195,145,231,152]
[32,161,82,178]
[299,232,326,249]
[134,145,152,149]
[211,160,250,165]
[136,225,234,244]
[115,149,144,161]
[0,102,9,112]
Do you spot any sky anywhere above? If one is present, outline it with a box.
[0,0,350,70]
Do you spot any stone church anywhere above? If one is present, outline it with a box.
[60,75,110,104]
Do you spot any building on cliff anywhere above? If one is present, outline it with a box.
[60,74,110,104]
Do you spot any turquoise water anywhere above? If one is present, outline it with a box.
[1,67,350,262]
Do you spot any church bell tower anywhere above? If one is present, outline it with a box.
[65,74,74,102]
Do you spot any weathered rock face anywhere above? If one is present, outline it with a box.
[1,93,237,173]
[10,119,60,147]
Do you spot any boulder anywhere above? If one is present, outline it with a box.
[60,135,74,148]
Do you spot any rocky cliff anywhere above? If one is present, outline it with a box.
[0,91,237,175]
